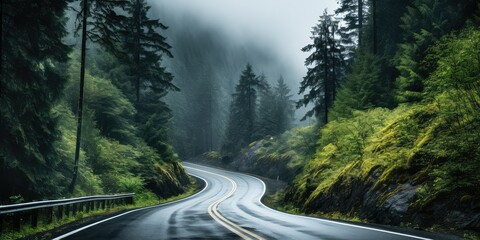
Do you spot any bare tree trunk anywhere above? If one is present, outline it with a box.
[372,0,377,54]
[135,0,141,103]
[358,0,363,46]
[70,0,89,193]
[323,26,329,124]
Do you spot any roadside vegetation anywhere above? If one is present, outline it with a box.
[1,177,202,240]
[248,27,480,238]
[1,0,189,205]
[213,1,480,237]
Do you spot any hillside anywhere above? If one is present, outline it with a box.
[193,28,480,237]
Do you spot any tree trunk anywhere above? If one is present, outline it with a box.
[358,0,363,46]
[372,0,377,54]
[323,26,329,124]
[331,25,337,102]
[0,1,4,80]
[70,0,89,193]
[135,0,141,103]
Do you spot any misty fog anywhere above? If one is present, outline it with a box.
[146,0,337,157]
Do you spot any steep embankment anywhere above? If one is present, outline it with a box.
[199,105,479,231]
[284,105,479,231]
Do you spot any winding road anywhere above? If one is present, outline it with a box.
[53,162,448,240]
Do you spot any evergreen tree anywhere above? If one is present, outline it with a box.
[273,77,295,135]
[255,76,295,139]
[297,10,344,123]
[395,0,479,103]
[0,0,70,200]
[256,76,277,138]
[121,0,175,103]
[335,0,367,48]
[222,64,263,154]
[330,50,384,119]
[118,0,178,158]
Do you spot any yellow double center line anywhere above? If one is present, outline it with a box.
[184,166,265,240]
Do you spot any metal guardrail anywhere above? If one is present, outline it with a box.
[0,193,135,233]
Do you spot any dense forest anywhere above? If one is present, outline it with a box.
[1,0,480,236]
[160,14,298,159]
[0,0,189,203]
[195,0,480,234]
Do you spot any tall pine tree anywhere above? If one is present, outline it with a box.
[336,0,367,49]
[297,10,344,123]
[273,77,295,135]
[117,0,178,159]
[256,75,276,138]
[222,64,263,154]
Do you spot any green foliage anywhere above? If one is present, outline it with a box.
[425,28,480,121]
[330,50,385,119]
[253,124,319,173]
[281,29,480,231]
[117,0,178,158]
[395,0,479,103]
[0,0,70,201]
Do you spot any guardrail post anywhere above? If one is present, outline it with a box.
[65,204,70,217]
[31,209,38,228]
[14,213,21,231]
[72,203,77,216]
[85,201,89,213]
[59,205,64,220]
[0,214,3,232]
[46,207,53,224]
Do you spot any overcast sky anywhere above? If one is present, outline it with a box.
[149,0,339,85]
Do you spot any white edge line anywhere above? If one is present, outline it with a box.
[182,163,433,240]
[249,175,432,240]
[52,174,209,240]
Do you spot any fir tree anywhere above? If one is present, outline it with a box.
[297,10,345,123]
[256,76,276,138]
[121,0,175,103]
[335,0,367,48]
[273,77,295,135]
[222,64,263,154]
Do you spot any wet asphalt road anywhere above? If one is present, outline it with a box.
[53,162,449,240]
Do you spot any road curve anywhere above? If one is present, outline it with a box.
[53,162,447,240]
